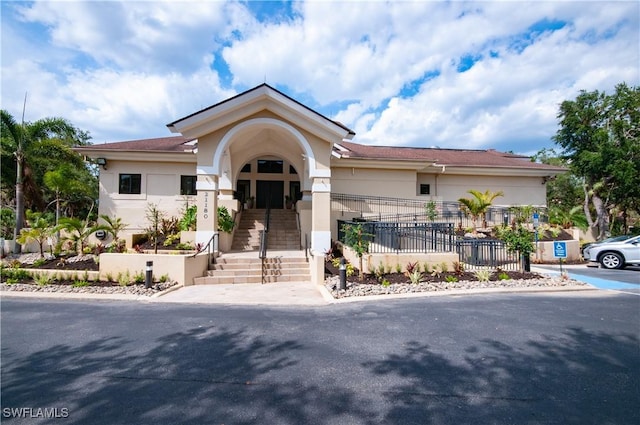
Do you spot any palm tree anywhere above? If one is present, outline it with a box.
[58,217,108,255]
[1,110,91,253]
[99,214,128,243]
[458,189,504,229]
[16,212,53,258]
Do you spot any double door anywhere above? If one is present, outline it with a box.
[256,180,284,209]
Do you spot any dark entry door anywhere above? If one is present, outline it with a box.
[256,180,284,209]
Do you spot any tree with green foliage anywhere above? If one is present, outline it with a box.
[341,223,371,278]
[532,148,583,212]
[495,224,534,273]
[553,83,640,239]
[458,189,504,229]
[548,205,588,231]
[43,164,89,226]
[1,109,94,252]
[424,200,438,222]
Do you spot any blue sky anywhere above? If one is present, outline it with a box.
[1,0,638,155]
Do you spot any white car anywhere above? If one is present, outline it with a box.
[585,235,640,269]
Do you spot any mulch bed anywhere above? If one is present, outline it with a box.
[24,255,99,271]
[324,260,543,285]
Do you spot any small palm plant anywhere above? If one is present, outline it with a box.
[458,189,504,229]
[100,214,128,243]
[58,217,108,255]
[17,212,54,258]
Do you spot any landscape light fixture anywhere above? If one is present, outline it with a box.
[96,157,107,170]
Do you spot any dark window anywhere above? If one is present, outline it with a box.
[419,184,430,195]
[119,174,142,194]
[241,163,251,173]
[257,160,283,173]
[180,175,197,195]
[289,165,297,174]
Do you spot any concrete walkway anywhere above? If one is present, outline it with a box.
[155,280,332,306]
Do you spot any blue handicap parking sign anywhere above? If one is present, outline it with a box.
[553,241,567,258]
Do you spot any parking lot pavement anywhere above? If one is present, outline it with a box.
[533,264,640,294]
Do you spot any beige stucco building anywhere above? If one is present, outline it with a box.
[76,84,565,285]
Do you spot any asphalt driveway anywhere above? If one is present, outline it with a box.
[2,293,639,425]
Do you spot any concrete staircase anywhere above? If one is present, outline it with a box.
[193,255,310,284]
[193,209,307,285]
[231,209,301,251]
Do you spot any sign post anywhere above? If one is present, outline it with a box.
[553,241,567,274]
[533,212,540,259]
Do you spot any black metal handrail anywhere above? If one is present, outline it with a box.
[304,233,309,261]
[191,232,218,268]
[259,200,271,284]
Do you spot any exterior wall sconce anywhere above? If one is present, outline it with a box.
[96,157,107,170]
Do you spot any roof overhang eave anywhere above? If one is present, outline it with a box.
[73,148,197,163]
[331,156,431,170]
[434,165,568,177]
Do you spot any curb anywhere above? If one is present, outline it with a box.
[324,284,597,304]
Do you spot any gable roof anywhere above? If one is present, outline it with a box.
[168,83,354,135]
[333,141,565,172]
[167,83,354,141]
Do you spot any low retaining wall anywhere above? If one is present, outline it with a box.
[99,253,209,286]
[533,240,581,262]
[340,245,458,273]
[18,268,100,282]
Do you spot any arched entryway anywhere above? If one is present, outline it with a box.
[236,157,301,209]
[167,84,355,284]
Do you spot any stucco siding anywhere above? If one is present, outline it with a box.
[98,161,197,233]
[332,167,417,199]
[434,174,547,206]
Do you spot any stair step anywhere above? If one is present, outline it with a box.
[193,252,310,285]
[206,269,310,278]
[193,274,310,285]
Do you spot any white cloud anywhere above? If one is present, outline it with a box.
[1,0,638,154]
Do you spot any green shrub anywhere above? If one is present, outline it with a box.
[32,258,46,267]
[117,271,131,287]
[34,272,52,286]
[73,280,90,287]
[408,270,423,284]
[163,233,181,246]
[133,271,145,284]
[217,206,235,233]
[1,267,31,282]
[180,205,197,231]
[497,271,510,280]
[445,275,458,283]
[474,270,491,282]
[381,278,391,287]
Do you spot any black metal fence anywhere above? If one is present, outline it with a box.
[455,239,520,271]
[331,193,547,229]
[337,220,455,253]
[337,219,521,271]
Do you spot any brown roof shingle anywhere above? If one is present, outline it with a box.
[335,141,564,170]
[75,136,193,153]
